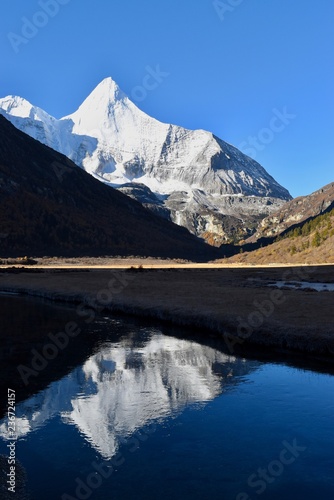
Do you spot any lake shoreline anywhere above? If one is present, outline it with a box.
[0,266,333,360]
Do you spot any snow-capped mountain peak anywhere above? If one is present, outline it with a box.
[91,76,127,102]
[0,77,292,243]
[0,95,49,122]
[62,77,128,125]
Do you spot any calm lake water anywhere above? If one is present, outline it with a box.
[0,295,333,500]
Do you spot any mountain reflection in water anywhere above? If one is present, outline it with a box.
[0,331,256,459]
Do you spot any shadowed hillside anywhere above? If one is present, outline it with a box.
[0,115,219,261]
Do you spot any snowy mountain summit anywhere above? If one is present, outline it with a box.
[0,77,291,243]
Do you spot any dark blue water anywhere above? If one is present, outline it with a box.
[0,296,333,500]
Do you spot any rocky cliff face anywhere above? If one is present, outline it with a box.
[249,182,334,241]
[0,77,292,244]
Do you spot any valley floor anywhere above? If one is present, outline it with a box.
[0,264,333,359]
[2,255,334,268]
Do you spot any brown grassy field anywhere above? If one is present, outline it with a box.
[0,264,333,359]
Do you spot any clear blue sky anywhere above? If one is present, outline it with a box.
[1,0,333,197]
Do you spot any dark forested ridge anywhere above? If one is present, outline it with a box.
[0,115,219,260]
